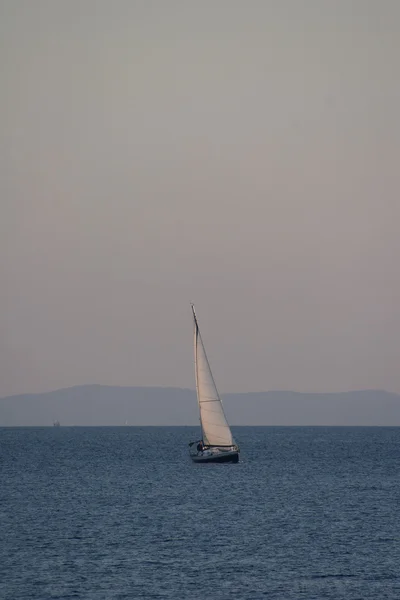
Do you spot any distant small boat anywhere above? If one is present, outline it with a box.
[53,420,60,427]
[189,304,239,463]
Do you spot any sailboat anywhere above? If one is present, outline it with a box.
[189,304,239,463]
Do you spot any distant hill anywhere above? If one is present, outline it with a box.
[1,385,400,426]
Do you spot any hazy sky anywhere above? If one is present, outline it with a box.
[1,0,399,397]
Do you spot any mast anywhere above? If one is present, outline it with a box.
[192,303,204,441]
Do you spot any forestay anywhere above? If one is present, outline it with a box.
[192,305,234,447]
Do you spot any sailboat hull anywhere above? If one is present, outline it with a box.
[191,452,239,464]
[189,446,239,463]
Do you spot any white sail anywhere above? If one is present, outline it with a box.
[192,305,234,447]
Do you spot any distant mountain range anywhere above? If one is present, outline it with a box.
[1,385,400,426]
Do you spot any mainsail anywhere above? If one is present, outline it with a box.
[192,304,234,447]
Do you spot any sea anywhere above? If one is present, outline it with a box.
[1,426,400,599]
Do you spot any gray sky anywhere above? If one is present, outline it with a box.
[1,0,399,398]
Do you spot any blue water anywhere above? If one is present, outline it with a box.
[1,426,400,599]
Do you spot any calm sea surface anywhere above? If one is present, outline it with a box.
[1,426,400,599]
